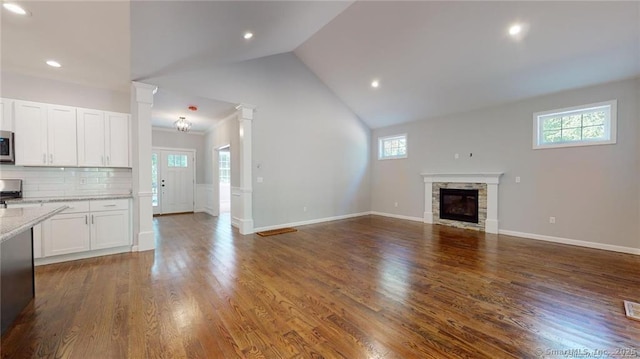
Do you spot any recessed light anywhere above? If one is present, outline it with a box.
[3,3,27,15]
[509,24,522,36]
[371,80,380,88]
[46,60,62,68]
[243,32,253,40]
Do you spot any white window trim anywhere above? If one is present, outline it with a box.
[378,134,408,160]
[532,100,617,150]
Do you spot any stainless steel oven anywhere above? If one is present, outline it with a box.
[0,131,15,163]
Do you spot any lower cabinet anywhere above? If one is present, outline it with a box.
[91,210,129,250]
[8,199,131,261]
[44,213,91,256]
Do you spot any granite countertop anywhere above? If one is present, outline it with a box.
[0,206,68,243]
[4,194,133,205]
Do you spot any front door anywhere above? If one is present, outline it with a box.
[153,149,195,215]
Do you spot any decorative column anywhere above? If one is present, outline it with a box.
[131,82,157,251]
[485,183,499,234]
[423,178,434,224]
[235,104,254,234]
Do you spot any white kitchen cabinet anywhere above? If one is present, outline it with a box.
[14,101,47,166]
[77,108,105,167]
[43,212,91,256]
[77,109,130,168]
[7,199,131,264]
[104,112,130,167]
[0,98,13,131]
[47,105,78,166]
[14,100,77,166]
[39,199,130,260]
[90,210,129,250]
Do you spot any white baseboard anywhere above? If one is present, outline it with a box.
[253,211,371,233]
[499,229,640,255]
[35,246,132,266]
[203,206,217,217]
[370,211,424,222]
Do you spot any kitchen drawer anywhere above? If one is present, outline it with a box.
[6,203,42,209]
[42,201,89,214]
[89,199,129,212]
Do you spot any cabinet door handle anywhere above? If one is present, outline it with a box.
[91,215,94,224]
[49,154,53,164]
[103,204,117,207]
[107,156,110,165]
[85,215,88,225]
[43,154,46,164]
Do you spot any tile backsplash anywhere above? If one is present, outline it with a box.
[0,165,132,198]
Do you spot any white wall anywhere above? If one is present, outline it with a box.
[160,53,371,228]
[151,129,206,184]
[204,113,239,186]
[1,71,129,112]
[371,77,640,251]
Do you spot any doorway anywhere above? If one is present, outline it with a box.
[218,146,231,214]
[152,148,196,215]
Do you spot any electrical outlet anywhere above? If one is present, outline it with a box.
[515,176,521,183]
[454,153,459,159]
[549,216,556,224]
[394,202,398,207]
[303,206,307,212]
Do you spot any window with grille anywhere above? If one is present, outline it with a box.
[533,100,617,149]
[219,151,230,184]
[378,134,407,160]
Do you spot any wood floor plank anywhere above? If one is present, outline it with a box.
[2,213,639,358]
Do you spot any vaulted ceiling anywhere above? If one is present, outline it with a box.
[2,1,639,131]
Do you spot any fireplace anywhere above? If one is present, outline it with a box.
[439,188,479,224]
[422,172,502,233]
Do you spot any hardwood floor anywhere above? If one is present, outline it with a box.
[2,213,639,358]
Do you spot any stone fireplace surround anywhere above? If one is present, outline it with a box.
[421,173,503,233]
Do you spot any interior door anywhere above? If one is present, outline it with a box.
[159,150,195,214]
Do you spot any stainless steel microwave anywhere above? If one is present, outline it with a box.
[0,131,15,163]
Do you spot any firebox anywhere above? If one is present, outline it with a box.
[439,188,479,224]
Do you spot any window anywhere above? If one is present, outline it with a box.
[219,151,230,184]
[167,154,188,167]
[378,134,407,160]
[151,153,158,207]
[533,100,617,149]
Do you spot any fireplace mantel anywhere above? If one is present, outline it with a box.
[421,172,503,184]
[421,172,503,233]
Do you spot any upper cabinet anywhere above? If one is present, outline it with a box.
[0,98,13,131]
[8,98,130,168]
[77,109,130,168]
[14,101,77,167]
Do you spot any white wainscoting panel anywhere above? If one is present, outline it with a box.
[195,184,216,216]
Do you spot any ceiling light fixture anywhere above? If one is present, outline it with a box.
[175,116,192,132]
[244,32,254,40]
[371,80,380,88]
[46,60,62,68]
[3,3,27,15]
[509,24,522,36]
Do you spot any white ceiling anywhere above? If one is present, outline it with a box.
[130,0,353,130]
[1,1,130,92]
[295,1,640,128]
[2,1,639,130]
[151,88,236,133]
